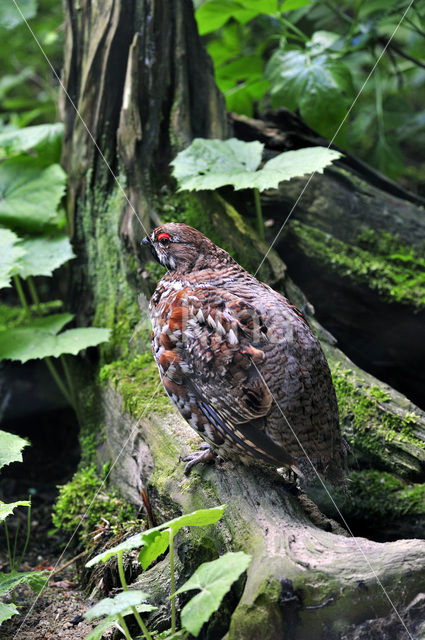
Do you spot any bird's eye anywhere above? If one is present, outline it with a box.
[157,232,171,246]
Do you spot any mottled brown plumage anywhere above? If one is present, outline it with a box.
[142,223,346,485]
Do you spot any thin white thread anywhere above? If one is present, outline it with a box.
[9,0,150,238]
[12,380,163,638]
[251,360,414,640]
[254,0,415,277]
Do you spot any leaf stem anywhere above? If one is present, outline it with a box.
[253,188,265,240]
[44,357,74,406]
[118,550,152,640]
[12,520,20,569]
[169,528,176,634]
[16,501,32,570]
[4,521,12,570]
[27,277,42,315]
[117,614,133,640]
[13,275,31,317]
[60,355,83,426]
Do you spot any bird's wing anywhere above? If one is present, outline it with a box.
[151,284,295,466]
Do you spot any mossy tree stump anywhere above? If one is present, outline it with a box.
[61,1,425,638]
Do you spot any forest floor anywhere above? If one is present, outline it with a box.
[0,407,109,640]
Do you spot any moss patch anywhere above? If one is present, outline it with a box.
[343,470,425,521]
[331,363,424,478]
[99,352,170,417]
[290,220,425,310]
[52,464,135,542]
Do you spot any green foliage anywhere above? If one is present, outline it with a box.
[171,138,341,191]
[0,431,46,627]
[197,0,425,179]
[176,551,251,636]
[0,0,63,128]
[52,464,135,542]
[0,429,28,470]
[0,229,25,288]
[84,506,250,640]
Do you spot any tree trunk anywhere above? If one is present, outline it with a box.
[61,2,425,639]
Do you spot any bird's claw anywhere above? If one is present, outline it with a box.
[180,445,220,475]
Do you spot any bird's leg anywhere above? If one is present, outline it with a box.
[180,444,219,475]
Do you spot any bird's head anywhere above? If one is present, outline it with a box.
[142,223,230,273]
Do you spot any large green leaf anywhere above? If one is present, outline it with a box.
[0,570,47,597]
[0,325,110,363]
[83,602,158,640]
[0,429,29,471]
[0,601,19,625]
[196,0,278,35]
[0,156,66,233]
[87,506,226,568]
[84,591,154,620]
[172,138,341,192]
[266,49,354,140]
[177,552,251,637]
[0,228,25,288]
[16,234,75,278]
[27,313,74,334]
[0,123,63,165]
[0,499,30,522]
[0,0,36,30]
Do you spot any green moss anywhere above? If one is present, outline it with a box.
[331,363,423,477]
[343,470,425,520]
[99,352,170,417]
[52,464,135,542]
[290,220,425,309]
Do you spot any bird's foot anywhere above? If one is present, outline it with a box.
[180,444,221,476]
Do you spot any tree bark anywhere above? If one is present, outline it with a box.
[61,2,425,639]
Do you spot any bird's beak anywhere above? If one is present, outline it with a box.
[142,236,151,246]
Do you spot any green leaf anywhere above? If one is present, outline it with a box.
[16,234,75,278]
[0,570,47,597]
[196,0,277,35]
[0,123,63,164]
[138,529,170,570]
[266,49,354,139]
[177,552,251,637]
[0,601,19,625]
[0,228,25,289]
[0,429,29,471]
[0,499,30,522]
[27,312,74,334]
[171,138,264,190]
[84,590,154,620]
[83,602,158,640]
[87,506,226,569]
[0,0,36,30]
[172,138,341,192]
[0,326,110,363]
[281,0,312,9]
[0,156,66,233]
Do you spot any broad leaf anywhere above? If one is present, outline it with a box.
[266,49,354,140]
[0,429,29,471]
[84,590,153,620]
[0,156,66,233]
[0,123,63,165]
[0,570,47,596]
[0,326,110,363]
[172,138,341,192]
[83,602,158,640]
[0,228,25,289]
[177,552,251,636]
[281,0,312,9]
[196,0,277,35]
[0,601,19,625]
[16,234,75,278]
[28,313,74,334]
[0,499,30,522]
[87,506,226,568]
